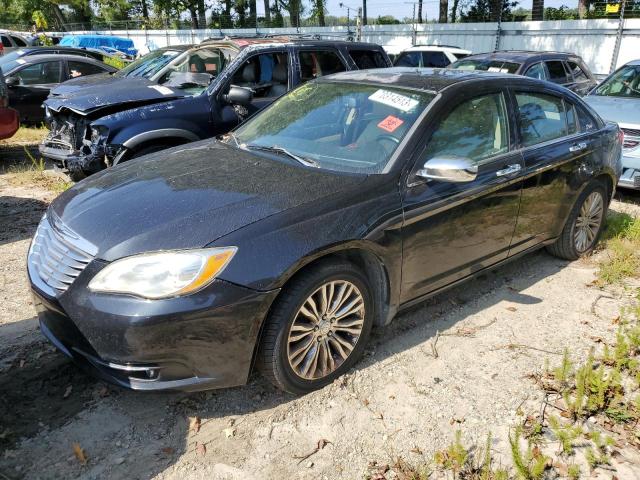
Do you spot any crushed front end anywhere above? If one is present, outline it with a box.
[40,108,114,177]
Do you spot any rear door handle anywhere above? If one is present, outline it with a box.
[496,164,522,177]
[569,142,588,152]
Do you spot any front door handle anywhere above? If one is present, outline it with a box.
[496,164,522,177]
[569,142,588,152]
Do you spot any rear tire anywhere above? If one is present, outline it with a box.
[258,261,374,395]
[546,181,608,260]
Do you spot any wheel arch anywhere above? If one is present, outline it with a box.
[248,245,394,376]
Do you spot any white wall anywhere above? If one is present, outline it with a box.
[63,18,640,76]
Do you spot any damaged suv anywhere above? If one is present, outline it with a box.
[39,37,391,180]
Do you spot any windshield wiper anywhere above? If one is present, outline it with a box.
[244,144,320,168]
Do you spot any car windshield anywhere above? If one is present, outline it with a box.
[451,59,521,74]
[116,49,184,78]
[157,47,237,94]
[593,64,640,98]
[231,81,434,174]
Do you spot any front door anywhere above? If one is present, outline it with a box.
[400,89,524,303]
[8,60,62,123]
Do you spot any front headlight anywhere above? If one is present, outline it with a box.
[88,247,237,299]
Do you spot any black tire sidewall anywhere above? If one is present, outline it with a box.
[568,183,607,257]
[269,263,374,394]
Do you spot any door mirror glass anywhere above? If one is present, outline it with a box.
[223,85,253,106]
[5,76,19,87]
[417,157,478,183]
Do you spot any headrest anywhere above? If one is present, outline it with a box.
[272,62,287,83]
[242,62,256,82]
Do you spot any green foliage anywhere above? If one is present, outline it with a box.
[31,10,48,29]
[434,430,468,475]
[548,416,581,455]
[509,427,549,480]
[567,464,580,480]
[553,348,573,384]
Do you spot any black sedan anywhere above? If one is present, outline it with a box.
[1,54,116,123]
[28,68,622,394]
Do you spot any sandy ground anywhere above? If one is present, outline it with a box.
[1,149,640,479]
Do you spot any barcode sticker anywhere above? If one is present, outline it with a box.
[369,89,419,112]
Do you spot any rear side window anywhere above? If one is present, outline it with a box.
[453,53,470,60]
[566,102,578,135]
[68,61,106,78]
[299,50,346,82]
[394,51,421,67]
[516,92,567,147]
[422,51,449,68]
[524,63,546,80]
[545,61,569,84]
[566,61,589,82]
[11,36,27,47]
[349,50,387,69]
[1,36,11,47]
[576,105,597,132]
[425,93,509,164]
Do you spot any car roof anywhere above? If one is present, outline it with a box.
[463,50,579,63]
[14,46,97,54]
[625,59,640,66]
[404,45,471,53]
[11,54,114,68]
[200,36,382,50]
[321,67,527,93]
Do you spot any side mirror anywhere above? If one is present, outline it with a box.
[416,157,478,183]
[5,76,19,87]
[223,85,253,106]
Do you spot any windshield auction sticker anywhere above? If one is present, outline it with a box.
[378,115,404,133]
[369,89,419,112]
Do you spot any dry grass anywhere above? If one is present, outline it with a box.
[0,125,48,146]
[6,147,72,194]
[597,212,640,285]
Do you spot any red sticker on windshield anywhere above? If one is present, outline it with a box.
[378,115,404,133]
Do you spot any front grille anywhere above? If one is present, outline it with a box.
[29,213,97,294]
[622,128,640,150]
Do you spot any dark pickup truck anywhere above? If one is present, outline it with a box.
[40,36,391,180]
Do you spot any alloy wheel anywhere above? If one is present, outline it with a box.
[286,280,365,380]
[574,191,604,253]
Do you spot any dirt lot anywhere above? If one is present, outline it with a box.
[1,133,640,479]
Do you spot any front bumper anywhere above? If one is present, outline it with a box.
[617,152,640,190]
[30,263,279,392]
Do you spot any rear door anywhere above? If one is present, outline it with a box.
[565,60,595,96]
[400,86,524,302]
[508,87,601,253]
[7,60,63,123]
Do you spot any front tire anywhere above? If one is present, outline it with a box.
[547,181,608,260]
[258,261,374,395]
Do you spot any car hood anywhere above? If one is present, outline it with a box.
[49,73,122,96]
[46,77,186,115]
[50,140,367,262]
[583,95,640,128]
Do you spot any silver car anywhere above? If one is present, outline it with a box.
[584,60,640,189]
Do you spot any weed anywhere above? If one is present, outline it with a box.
[6,147,72,193]
[567,464,580,480]
[548,416,581,455]
[509,427,549,480]
[434,430,468,476]
[553,349,573,385]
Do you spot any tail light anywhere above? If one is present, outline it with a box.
[618,128,625,145]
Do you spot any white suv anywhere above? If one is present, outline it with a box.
[394,45,472,68]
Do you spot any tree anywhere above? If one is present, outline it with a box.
[375,14,400,24]
[417,0,424,22]
[362,0,367,25]
[544,4,577,19]
[311,0,326,25]
[32,10,48,30]
[263,0,271,23]
[279,0,302,26]
[439,0,448,21]
[532,0,544,20]
[459,0,518,21]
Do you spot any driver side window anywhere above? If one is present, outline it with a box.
[425,93,509,165]
[230,52,289,99]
